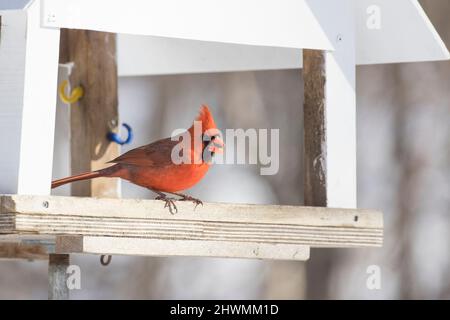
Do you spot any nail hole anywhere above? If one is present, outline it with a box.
[354,215,359,222]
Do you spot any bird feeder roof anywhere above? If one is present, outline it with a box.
[2,0,449,67]
[0,0,33,10]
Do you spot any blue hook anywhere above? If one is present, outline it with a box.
[107,123,133,145]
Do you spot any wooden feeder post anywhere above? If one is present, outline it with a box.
[303,50,328,207]
[46,29,120,300]
[59,29,120,198]
[303,2,356,209]
[48,253,70,299]
[303,1,356,298]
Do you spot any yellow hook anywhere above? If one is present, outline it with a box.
[59,80,84,104]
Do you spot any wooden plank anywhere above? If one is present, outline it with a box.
[0,195,382,228]
[48,254,69,300]
[0,235,55,259]
[0,242,48,260]
[0,195,383,249]
[59,29,120,197]
[0,1,60,195]
[56,236,310,261]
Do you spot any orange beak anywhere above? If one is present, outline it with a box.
[208,136,224,154]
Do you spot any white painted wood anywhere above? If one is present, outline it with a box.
[117,34,302,76]
[0,1,60,195]
[0,9,27,194]
[18,0,60,195]
[115,0,449,76]
[5,1,441,79]
[41,0,334,51]
[326,4,357,208]
[321,0,357,208]
[356,0,450,65]
[51,68,71,196]
[56,236,311,261]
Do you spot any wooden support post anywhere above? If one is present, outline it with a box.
[303,48,356,208]
[47,29,120,299]
[303,49,327,207]
[303,0,356,298]
[59,29,120,198]
[48,254,70,300]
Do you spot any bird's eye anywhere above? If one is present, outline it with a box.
[211,135,217,141]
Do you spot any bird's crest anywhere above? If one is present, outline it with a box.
[195,105,217,132]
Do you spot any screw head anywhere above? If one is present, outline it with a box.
[110,119,118,127]
[46,13,56,23]
[42,201,49,208]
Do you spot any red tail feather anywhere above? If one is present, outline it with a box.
[51,171,102,189]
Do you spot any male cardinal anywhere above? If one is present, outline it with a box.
[52,105,224,213]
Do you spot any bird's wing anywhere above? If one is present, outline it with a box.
[108,137,178,168]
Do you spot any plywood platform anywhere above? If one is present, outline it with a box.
[0,195,383,261]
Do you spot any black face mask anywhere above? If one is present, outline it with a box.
[202,134,218,162]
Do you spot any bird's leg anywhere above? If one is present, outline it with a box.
[149,189,178,214]
[166,192,203,209]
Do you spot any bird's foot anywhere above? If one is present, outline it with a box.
[178,195,203,209]
[155,195,178,214]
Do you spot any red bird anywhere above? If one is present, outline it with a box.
[52,105,224,213]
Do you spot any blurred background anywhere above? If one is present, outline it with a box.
[0,0,449,299]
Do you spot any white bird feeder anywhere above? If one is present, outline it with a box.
[0,0,448,299]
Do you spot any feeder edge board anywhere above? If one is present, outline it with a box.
[0,242,48,260]
[0,194,383,260]
[55,236,310,261]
